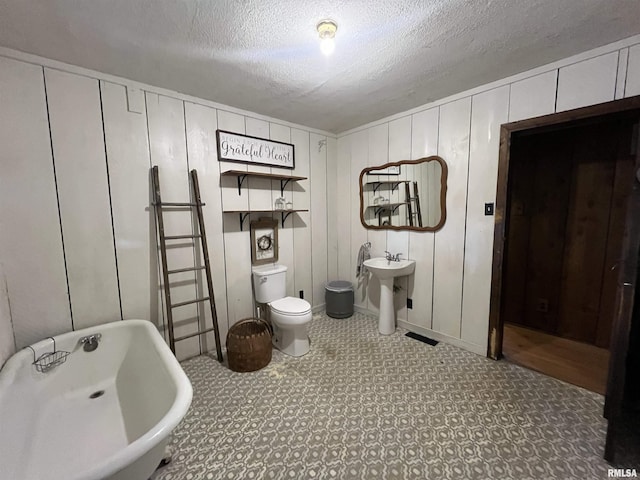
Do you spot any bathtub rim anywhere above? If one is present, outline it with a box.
[0,319,193,480]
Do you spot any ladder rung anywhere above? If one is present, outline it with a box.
[167,266,206,274]
[164,234,202,240]
[174,326,218,343]
[156,202,204,207]
[170,296,210,308]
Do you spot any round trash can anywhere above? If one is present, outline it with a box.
[325,280,354,319]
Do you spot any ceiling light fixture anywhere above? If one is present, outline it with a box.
[317,19,338,56]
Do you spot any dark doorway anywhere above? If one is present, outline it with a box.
[503,120,634,349]
[487,96,640,465]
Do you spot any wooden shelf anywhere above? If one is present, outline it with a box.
[223,209,309,230]
[221,170,307,195]
[367,202,409,215]
[365,180,410,194]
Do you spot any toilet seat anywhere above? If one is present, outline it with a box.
[270,297,311,316]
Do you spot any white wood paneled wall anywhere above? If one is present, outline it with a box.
[101,82,152,323]
[0,261,16,367]
[311,134,329,305]
[0,57,70,347]
[556,53,618,112]
[387,117,412,321]
[460,86,509,346]
[350,130,370,308]
[184,102,230,351]
[326,136,339,283]
[0,55,331,360]
[146,92,201,359]
[45,68,121,330]
[432,97,471,339]
[407,108,439,331]
[292,129,312,303]
[628,45,640,97]
[336,38,640,356]
[335,136,351,286]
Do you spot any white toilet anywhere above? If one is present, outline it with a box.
[252,264,312,357]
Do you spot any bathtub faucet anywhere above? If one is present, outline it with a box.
[80,333,102,352]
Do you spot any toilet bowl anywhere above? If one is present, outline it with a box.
[270,297,312,356]
[252,264,312,357]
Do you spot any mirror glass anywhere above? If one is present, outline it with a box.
[359,156,447,231]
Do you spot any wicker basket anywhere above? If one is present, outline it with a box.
[226,318,272,372]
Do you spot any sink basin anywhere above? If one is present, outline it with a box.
[363,258,416,279]
[363,257,416,335]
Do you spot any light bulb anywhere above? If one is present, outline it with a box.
[317,19,337,56]
[320,37,335,56]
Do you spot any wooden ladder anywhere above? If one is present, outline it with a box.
[151,166,223,362]
[405,181,423,228]
[412,181,423,228]
[404,183,414,227]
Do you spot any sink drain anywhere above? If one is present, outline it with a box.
[89,390,105,399]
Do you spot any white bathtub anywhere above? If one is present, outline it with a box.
[0,319,193,480]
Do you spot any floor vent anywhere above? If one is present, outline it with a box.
[405,332,439,346]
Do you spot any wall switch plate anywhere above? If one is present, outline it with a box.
[407,298,413,309]
[484,203,494,215]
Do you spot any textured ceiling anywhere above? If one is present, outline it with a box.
[0,1,639,133]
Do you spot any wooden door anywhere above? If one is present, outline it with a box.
[503,121,635,347]
[489,96,640,362]
[556,122,634,347]
[604,123,640,463]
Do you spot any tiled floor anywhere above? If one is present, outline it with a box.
[153,312,610,480]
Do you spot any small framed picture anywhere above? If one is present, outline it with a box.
[250,217,278,265]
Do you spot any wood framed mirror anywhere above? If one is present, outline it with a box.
[359,156,447,231]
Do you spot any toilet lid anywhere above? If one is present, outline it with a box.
[271,297,311,315]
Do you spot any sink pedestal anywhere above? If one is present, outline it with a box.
[378,277,395,335]
[363,257,416,336]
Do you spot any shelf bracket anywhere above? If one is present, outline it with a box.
[372,182,382,194]
[281,210,293,227]
[236,174,248,195]
[374,204,402,216]
[391,182,401,193]
[280,178,292,196]
[238,212,250,231]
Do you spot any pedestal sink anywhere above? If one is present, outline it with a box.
[363,257,416,335]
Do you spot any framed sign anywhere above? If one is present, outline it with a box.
[216,130,295,169]
[250,217,279,265]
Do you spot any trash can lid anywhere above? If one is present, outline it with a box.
[326,280,353,293]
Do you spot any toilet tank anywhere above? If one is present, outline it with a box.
[252,264,287,303]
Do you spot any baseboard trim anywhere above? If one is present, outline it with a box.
[354,304,373,315]
[397,320,486,356]
[353,305,486,356]
[312,303,326,314]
